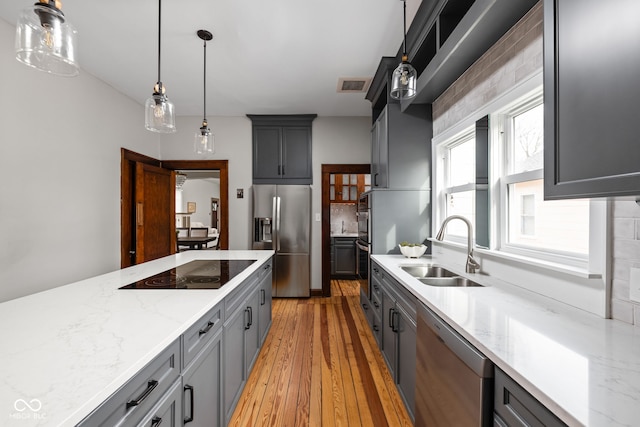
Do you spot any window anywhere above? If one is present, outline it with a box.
[442,131,476,238]
[497,98,590,260]
[435,90,592,268]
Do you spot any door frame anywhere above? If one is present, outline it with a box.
[120,149,230,268]
[321,164,370,297]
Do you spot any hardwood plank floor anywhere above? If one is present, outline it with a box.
[229,279,413,426]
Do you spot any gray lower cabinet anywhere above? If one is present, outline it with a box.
[331,237,356,277]
[78,258,273,427]
[373,261,417,421]
[494,367,566,427]
[182,328,223,427]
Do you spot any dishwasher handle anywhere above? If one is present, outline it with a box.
[419,305,493,378]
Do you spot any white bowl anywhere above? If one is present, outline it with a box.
[399,244,427,258]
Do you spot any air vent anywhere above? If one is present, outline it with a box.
[337,77,372,93]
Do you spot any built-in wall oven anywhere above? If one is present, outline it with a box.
[356,192,370,297]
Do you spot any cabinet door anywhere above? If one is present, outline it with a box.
[544,0,640,199]
[282,127,312,180]
[253,126,282,181]
[396,303,416,420]
[223,305,246,424]
[334,239,356,275]
[244,289,261,375]
[373,107,389,188]
[258,267,273,345]
[381,287,397,378]
[182,330,223,427]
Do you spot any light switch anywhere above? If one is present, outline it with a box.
[315,213,321,222]
[630,268,640,303]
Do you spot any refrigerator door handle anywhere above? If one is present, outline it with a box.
[275,196,281,251]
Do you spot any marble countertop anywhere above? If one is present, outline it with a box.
[0,250,274,427]
[372,254,640,427]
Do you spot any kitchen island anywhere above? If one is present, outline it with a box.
[372,254,640,427]
[0,250,274,427]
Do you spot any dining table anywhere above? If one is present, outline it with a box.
[177,235,218,250]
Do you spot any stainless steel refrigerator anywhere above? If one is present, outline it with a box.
[252,185,310,297]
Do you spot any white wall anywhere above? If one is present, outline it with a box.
[0,18,160,302]
[159,115,372,291]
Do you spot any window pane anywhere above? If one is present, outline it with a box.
[512,104,544,174]
[507,179,589,254]
[449,139,475,187]
[445,191,475,237]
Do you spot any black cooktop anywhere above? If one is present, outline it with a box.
[120,259,256,289]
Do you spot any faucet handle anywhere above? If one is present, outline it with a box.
[466,254,481,274]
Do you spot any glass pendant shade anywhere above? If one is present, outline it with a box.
[15,2,79,77]
[145,89,176,133]
[390,58,417,100]
[195,122,214,154]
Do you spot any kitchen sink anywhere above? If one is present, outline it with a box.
[401,265,457,278]
[418,277,483,287]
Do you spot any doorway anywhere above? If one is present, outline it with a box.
[120,149,229,268]
[321,164,370,297]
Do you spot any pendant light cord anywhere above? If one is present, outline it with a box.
[203,39,207,121]
[402,0,407,57]
[157,0,162,84]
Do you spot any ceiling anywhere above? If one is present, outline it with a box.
[0,0,420,117]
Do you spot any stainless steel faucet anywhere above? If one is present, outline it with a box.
[435,215,481,273]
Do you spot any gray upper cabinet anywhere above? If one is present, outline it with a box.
[371,103,432,190]
[248,115,317,185]
[544,0,640,199]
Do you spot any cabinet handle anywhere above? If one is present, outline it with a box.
[249,306,253,327]
[388,308,395,329]
[126,379,158,409]
[373,324,379,332]
[261,289,266,305]
[198,320,215,336]
[362,303,369,310]
[373,301,379,309]
[374,173,378,187]
[183,384,194,424]
[392,310,400,333]
[282,165,285,176]
[151,416,162,427]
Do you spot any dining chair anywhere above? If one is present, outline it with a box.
[189,228,209,238]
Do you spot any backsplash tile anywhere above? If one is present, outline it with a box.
[330,204,357,235]
[612,199,640,326]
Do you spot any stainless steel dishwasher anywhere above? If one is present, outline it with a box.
[415,304,494,426]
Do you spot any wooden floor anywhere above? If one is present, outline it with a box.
[229,279,413,427]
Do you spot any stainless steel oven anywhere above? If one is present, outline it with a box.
[356,192,371,297]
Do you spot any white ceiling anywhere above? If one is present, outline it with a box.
[0,0,419,117]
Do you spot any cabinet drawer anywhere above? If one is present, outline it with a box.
[183,302,223,369]
[494,367,566,427]
[78,339,181,427]
[136,379,182,427]
[371,288,382,319]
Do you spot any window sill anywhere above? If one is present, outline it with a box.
[428,238,602,279]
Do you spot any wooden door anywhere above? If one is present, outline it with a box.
[135,163,175,263]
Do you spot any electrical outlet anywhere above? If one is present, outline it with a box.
[630,268,640,303]
[315,213,321,222]
[236,189,243,199]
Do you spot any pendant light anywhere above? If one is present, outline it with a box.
[390,0,417,101]
[145,0,176,133]
[15,0,79,77]
[194,29,214,155]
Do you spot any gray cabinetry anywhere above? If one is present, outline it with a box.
[331,237,356,277]
[248,115,317,185]
[258,262,273,345]
[370,260,417,421]
[137,380,183,427]
[494,367,566,426]
[370,103,432,190]
[182,328,223,427]
[77,340,181,427]
[544,0,640,199]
